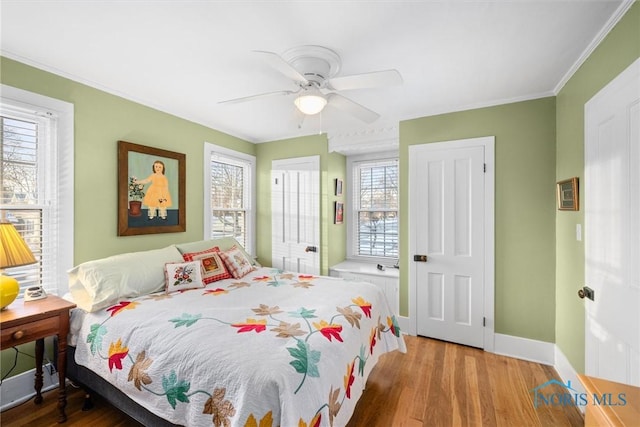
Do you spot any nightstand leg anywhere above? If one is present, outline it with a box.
[34,338,44,404]
[57,330,69,422]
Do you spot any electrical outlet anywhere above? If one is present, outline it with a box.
[45,360,57,376]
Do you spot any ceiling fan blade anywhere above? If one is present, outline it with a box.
[253,50,309,85]
[327,93,380,124]
[328,69,403,91]
[218,89,296,105]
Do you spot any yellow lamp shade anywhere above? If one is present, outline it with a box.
[0,274,20,309]
[0,221,37,309]
[1,222,37,268]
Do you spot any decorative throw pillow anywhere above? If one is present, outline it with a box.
[219,245,255,279]
[176,237,260,266]
[164,261,205,293]
[182,247,232,284]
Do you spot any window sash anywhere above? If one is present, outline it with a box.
[350,157,399,260]
[356,211,399,258]
[1,111,53,295]
[210,209,246,245]
[204,143,255,255]
[1,85,74,297]
[209,158,250,248]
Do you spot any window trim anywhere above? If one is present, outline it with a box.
[0,84,74,296]
[346,150,399,264]
[203,142,256,256]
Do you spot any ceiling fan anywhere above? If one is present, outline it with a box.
[219,45,403,124]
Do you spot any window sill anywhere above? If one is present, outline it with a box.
[329,260,399,278]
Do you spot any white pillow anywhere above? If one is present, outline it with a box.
[68,245,184,312]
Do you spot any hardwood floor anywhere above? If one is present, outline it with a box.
[1,336,583,427]
[347,336,583,427]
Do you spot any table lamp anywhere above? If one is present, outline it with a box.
[0,221,37,310]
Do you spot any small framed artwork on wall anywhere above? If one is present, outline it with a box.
[335,178,343,196]
[334,201,344,224]
[556,177,579,211]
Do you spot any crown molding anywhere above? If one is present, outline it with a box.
[327,123,399,155]
[553,0,635,94]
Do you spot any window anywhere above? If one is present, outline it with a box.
[0,85,74,296]
[348,154,399,260]
[203,143,255,255]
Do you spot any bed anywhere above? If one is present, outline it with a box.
[65,239,405,427]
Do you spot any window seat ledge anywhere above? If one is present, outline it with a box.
[329,261,399,278]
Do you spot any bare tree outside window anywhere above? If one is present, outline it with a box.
[1,116,42,289]
[1,117,38,206]
[210,160,247,247]
[356,160,398,258]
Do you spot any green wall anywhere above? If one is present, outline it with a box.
[326,151,348,268]
[555,2,640,373]
[0,56,255,265]
[400,97,557,342]
[255,135,347,275]
[0,56,255,379]
[1,1,637,381]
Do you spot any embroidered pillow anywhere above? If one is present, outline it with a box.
[219,245,255,279]
[176,238,260,266]
[182,246,232,284]
[164,261,205,293]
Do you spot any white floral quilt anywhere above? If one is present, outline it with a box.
[72,267,406,427]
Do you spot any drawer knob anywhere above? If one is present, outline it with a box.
[13,330,25,340]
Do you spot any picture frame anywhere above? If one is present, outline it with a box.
[335,178,343,196]
[334,201,344,224]
[118,140,186,236]
[556,177,579,211]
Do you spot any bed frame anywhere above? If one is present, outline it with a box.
[66,346,178,426]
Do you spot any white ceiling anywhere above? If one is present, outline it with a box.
[0,1,629,144]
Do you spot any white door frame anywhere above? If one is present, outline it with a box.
[407,136,495,352]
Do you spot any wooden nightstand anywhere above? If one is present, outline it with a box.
[0,295,76,423]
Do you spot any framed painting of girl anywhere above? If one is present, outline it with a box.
[118,140,186,236]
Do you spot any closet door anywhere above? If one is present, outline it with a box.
[271,156,320,274]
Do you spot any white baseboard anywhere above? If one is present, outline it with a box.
[0,364,59,411]
[554,345,586,413]
[492,334,587,413]
[398,316,413,336]
[399,320,554,366]
[493,333,555,365]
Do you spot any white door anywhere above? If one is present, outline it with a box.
[409,137,494,349]
[585,58,640,386]
[272,156,320,275]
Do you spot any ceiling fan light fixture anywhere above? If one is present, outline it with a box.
[294,93,327,115]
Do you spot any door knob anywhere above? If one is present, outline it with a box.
[305,246,317,253]
[578,286,595,301]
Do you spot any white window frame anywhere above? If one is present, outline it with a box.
[346,150,399,264]
[0,84,74,296]
[203,142,256,256]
